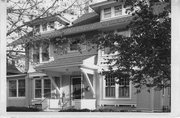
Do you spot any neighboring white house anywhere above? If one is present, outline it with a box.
[7,0,170,112]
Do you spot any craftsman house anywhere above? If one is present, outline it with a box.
[7,0,170,112]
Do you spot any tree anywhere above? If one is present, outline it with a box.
[7,0,92,70]
[90,0,171,91]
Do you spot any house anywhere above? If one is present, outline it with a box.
[8,0,170,112]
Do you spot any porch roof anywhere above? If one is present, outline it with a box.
[36,55,97,71]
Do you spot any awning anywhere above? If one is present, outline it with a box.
[36,55,98,73]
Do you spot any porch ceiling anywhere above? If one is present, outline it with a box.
[35,55,97,73]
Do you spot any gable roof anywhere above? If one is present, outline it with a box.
[25,14,71,27]
[7,62,23,75]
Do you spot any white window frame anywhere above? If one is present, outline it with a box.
[103,7,112,19]
[34,77,52,99]
[114,5,123,16]
[103,76,131,99]
[8,79,26,98]
[32,42,50,63]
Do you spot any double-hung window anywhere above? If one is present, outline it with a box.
[42,23,47,31]
[9,79,25,97]
[32,42,49,63]
[104,7,111,18]
[35,78,51,98]
[105,76,130,99]
[105,76,115,97]
[114,5,122,16]
[119,78,130,98]
[33,43,40,63]
[41,42,49,62]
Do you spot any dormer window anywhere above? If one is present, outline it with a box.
[114,5,122,16]
[34,25,40,34]
[42,23,47,31]
[49,21,54,29]
[104,7,111,18]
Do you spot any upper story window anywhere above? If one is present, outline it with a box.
[9,79,25,98]
[41,42,50,62]
[33,43,40,63]
[114,5,122,16]
[34,25,40,34]
[42,23,47,31]
[49,21,54,29]
[104,7,111,18]
[69,40,79,52]
[32,42,50,63]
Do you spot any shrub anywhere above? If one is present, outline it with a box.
[7,106,40,112]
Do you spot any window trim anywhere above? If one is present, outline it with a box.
[103,76,131,100]
[8,79,26,98]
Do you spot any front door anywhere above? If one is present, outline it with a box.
[72,77,82,99]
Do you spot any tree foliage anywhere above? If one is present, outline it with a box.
[90,0,171,91]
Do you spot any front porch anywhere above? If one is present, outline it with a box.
[31,55,98,111]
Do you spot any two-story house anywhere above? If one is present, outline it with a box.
[8,0,170,112]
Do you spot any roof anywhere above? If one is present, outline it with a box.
[25,14,70,27]
[36,55,94,69]
[7,63,23,75]
[11,15,133,46]
[72,12,100,26]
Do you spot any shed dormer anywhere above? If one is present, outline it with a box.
[24,14,71,35]
[90,0,129,21]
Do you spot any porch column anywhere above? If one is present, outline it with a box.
[80,68,95,96]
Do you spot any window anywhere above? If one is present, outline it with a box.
[105,76,115,97]
[9,80,17,97]
[119,78,130,98]
[69,40,79,51]
[49,21,54,29]
[33,43,40,63]
[32,42,50,63]
[41,42,49,62]
[35,79,42,98]
[34,25,40,34]
[44,79,51,98]
[104,76,130,98]
[34,78,51,98]
[42,23,47,31]
[114,5,122,16]
[9,79,25,97]
[104,7,111,18]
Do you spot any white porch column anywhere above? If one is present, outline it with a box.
[80,68,95,96]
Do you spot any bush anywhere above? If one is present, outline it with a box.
[7,106,40,112]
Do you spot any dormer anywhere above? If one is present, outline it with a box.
[24,14,71,35]
[90,0,129,21]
